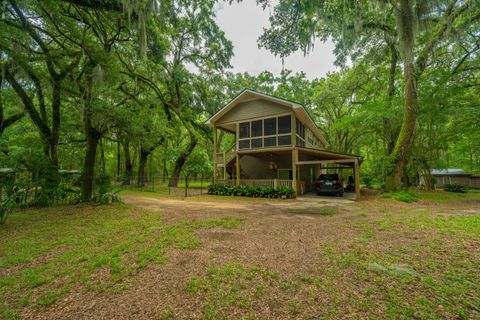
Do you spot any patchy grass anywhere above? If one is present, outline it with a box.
[415,190,480,203]
[1,192,479,319]
[0,204,242,319]
[290,206,339,216]
[382,191,419,203]
[381,190,480,204]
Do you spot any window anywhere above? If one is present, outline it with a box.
[278,135,291,146]
[264,136,276,147]
[296,119,305,139]
[239,122,250,138]
[296,119,306,147]
[264,117,277,135]
[237,115,292,150]
[251,138,262,148]
[239,139,250,149]
[251,120,262,137]
[278,115,291,134]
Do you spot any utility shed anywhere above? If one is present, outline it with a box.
[420,168,479,188]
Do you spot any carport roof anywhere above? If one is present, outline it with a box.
[297,147,363,166]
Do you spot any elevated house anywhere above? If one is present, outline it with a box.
[207,89,363,199]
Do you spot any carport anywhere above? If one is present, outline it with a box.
[295,148,363,200]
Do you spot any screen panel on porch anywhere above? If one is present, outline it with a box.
[238,115,292,150]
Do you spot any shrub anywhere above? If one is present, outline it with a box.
[207,184,294,199]
[0,180,19,224]
[444,183,467,193]
[30,184,81,207]
[92,191,122,204]
[95,172,112,195]
[361,175,373,188]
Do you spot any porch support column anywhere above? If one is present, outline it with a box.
[223,160,227,180]
[292,148,298,196]
[213,126,217,184]
[354,158,361,201]
[236,153,240,185]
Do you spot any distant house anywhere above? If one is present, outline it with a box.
[207,89,363,199]
[419,169,480,188]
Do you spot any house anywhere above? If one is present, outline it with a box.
[419,169,480,188]
[207,89,363,199]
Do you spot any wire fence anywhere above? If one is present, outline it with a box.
[114,176,213,197]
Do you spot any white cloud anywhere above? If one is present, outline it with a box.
[215,1,338,80]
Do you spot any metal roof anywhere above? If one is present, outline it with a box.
[431,169,471,176]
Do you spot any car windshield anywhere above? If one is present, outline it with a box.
[319,174,339,181]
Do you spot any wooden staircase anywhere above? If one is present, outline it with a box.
[216,144,236,179]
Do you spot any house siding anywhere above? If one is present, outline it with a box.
[240,154,292,179]
[216,99,291,125]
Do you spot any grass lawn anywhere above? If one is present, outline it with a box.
[0,204,242,319]
[0,191,479,319]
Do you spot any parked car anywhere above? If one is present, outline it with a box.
[315,173,344,196]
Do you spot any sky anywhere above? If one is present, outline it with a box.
[214,1,338,80]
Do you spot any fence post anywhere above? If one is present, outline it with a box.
[152,175,155,192]
[184,177,188,197]
[168,178,171,195]
[200,176,203,195]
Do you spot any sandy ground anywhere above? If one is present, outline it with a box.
[22,193,479,320]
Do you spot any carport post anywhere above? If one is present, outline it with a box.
[354,158,361,200]
[292,148,298,196]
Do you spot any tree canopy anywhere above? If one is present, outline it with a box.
[0,0,479,203]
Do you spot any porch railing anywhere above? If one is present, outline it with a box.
[215,143,236,167]
[215,179,294,189]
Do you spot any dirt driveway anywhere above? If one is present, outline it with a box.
[22,192,480,320]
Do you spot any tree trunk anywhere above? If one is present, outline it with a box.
[137,147,149,187]
[81,132,100,201]
[50,80,61,168]
[80,62,102,201]
[168,136,197,187]
[122,139,132,185]
[99,138,106,173]
[385,0,418,191]
[117,138,121,178]
[423,170,432,191]
[383,43,398,156]
[137,137,166,186]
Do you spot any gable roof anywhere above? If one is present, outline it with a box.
[207,88,328,146]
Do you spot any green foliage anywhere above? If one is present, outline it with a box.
[207,184,294,199]
[0,179,18,224]
[444,184,467,193]
[1,0,479,205]
[95,172,112,196]
[383,191,419,203]
[28,181,81,207]
[0,197,15,225]
[91,191,122,204]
